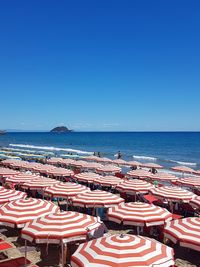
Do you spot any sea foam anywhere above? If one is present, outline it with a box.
[133,155,157,161]
[9,144,93,155]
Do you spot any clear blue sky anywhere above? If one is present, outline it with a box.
[0,0,200,131]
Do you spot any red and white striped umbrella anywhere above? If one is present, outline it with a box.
[75,172,102,183]
[84,155,101,162]
[94,175,123,187]
[21,178,60,190]
[82,162,103,170]
[126,169,152,179]
[62,158,76,166]
[96,165,121,174]
[127,160,141,167]
[140,163,163,169]
[70,160,88,168]
[71,234,174,267]
[0,167,20,177]
[0,198,59,228]
[6,172,41,185]
[47,167,74,177]
[164,217,200,251]
[44,182,90,199]
[177,177,200,188]
[171,165,194,174]
[194,170,200,176]
[32,164,56,174]
[151,172,178,182]
[112,159,127,166]
[190,196,200,210]
[149,186,195,202]
[116,179,153,195]
[0,186,26,205]
[46,157,64,165]
[95,157,113,163]
[108,202,172,227]
[21,211,103,244]
[71,190,124,208]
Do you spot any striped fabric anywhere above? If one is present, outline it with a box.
[177,177,200,188]
[151,172,178,182]
[71,234,174,267]
[75,172,102,183]
[44,182,89,199]
[164,217,200,251]
[21,178,59,190]
[96,165,121,173]
[190,195,200,210]
[149,186,195,202]
[116,179,153,195]
[112,159,127,166]
[71,190,124,208]
[0,168,19,177]
[171,165,194,173]
[94,175,122,187]
[0,186,26,205]
[140,163,163,169]
[127,160,141,167]
[47,167,74,177]
[6,173,41,184]
[108,202,172,227]
[21,211,103,244]
[0,198,59,228]
[126,169,152,179]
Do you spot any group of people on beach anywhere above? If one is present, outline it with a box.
[94,151,122,159]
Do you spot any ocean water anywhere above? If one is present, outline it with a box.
[0,132,200,170]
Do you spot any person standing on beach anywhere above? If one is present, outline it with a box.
[117,151,122,159]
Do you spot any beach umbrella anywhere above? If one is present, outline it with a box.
[21,178,60,190]
[164,217,200,252]
[44,182,90,199]
[75,172,102,184]
[194,170,200,176]
[116,179,153,196]
[171,165,194,175]
[47,167,74,177]
[149,186,195,203]
[46,157,64,165]
[21,211,104,267]
[127,160,141,167]
[0,186,26,205]
[0,167,20,177]
[70,160,88,168]
[190,195,200,210]
[177,177,200,188]
[94,175,123,187]
[0,198,59,228]
[5,172,41,185]
[112,159,128,166]
[108,202,172,229]
[81,162,103,170]
[96,165,121,174]
[140,162,163,169]
[151,172,178,182]
[126,169,152,179]
[71,234,174,267]
[62,158,76,166]
[84,155,101,162]
[71,190,124,208]
[95,157,113,163]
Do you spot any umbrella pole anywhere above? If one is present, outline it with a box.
[137,226,140,235]
[25,239,27,266]
[62,242,64,267]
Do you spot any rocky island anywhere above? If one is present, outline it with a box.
[50,126,72,133]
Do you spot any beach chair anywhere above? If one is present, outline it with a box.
[0,257,31,267]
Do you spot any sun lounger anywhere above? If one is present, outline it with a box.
[0,257,31,267]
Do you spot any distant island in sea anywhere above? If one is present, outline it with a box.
[50,126,73,133]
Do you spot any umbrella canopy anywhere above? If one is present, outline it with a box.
[71,190,124,208]
[116,179,153,195]
[47,167,74,177]
[70,160,88,168]
[164,217,200,251]
[71,234,174,267]
[126,169,152,179]
[0,186,26,205]
[108,202,172,227]
[6,173,41,185]
[75,172,102,183]
[177,177,200,188]
[95,157,113,163]
[0,167,20,177]
[171,165,194,174]
[82,162,103,170]
[127,160,141,167]
[190,195,200,210]
[21,178,60,190]
[140,163,163,169]
[21,211,103,244]
[149,186,195,203]
[0,198,59,228]
[44,182,90,199]
[96,165,121,174]
[84,155,101,162]
[112,159,127,166]
[94,175,123,187]
[151,172,178,182]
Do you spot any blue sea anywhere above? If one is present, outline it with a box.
[0,132,200,170]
